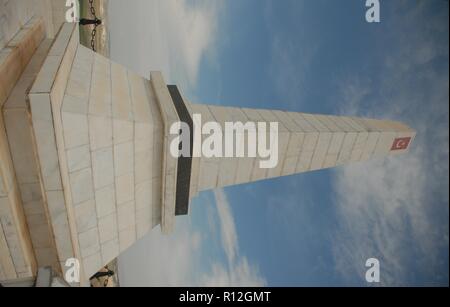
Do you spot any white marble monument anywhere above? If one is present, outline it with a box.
[0,4,415,286]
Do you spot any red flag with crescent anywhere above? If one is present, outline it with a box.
[391,137,411,151]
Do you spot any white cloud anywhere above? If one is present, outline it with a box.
[331,1,449,285]
[201,257,266,287]
[332,152,447,285]
[117,220,203,287]
[118,190,266,287]
[213,189,238,264]
[108,0,220,92]
[209,189,266,287]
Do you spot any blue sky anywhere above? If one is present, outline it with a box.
[110,0,449,286]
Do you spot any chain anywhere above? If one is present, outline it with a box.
[88,0,99,52]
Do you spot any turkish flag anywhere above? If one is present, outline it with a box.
[391,137,411,151]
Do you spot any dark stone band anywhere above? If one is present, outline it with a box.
[167,85,193,216]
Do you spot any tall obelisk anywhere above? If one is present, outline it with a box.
[0,20,415,285]
[185,102,415,197]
